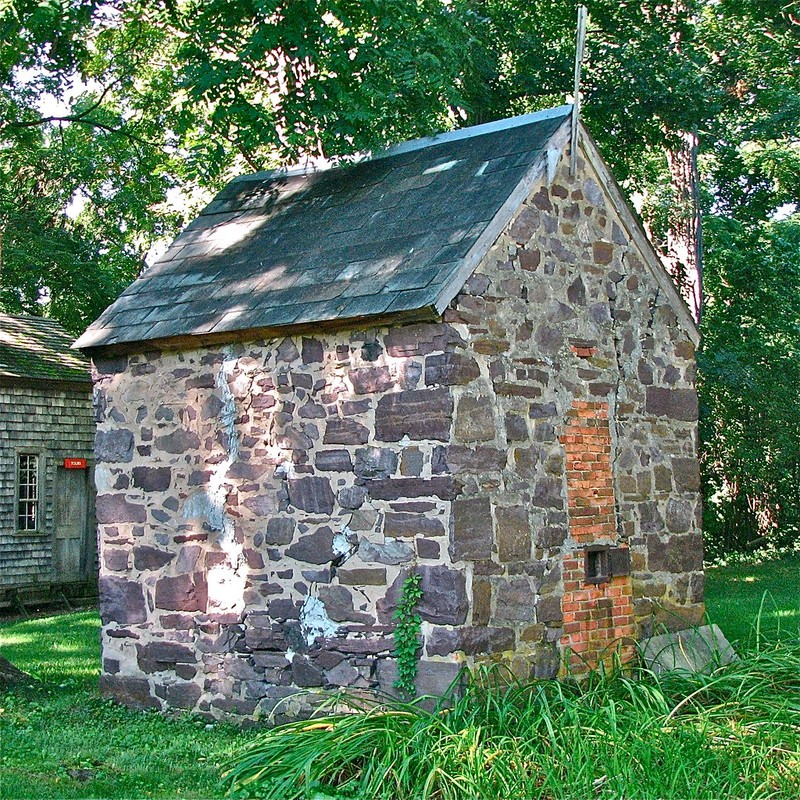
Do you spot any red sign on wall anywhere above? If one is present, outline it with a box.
[63,458,87,469]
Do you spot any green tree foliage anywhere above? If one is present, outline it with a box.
[700,215,800,556]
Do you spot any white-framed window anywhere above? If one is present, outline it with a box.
[16,453,40,532]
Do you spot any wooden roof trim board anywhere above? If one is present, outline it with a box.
[77,306,441,358]
[577,125,700,345]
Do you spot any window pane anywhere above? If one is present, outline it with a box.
[17,454,39,531]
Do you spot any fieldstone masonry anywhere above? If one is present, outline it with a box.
[93,145,703,721]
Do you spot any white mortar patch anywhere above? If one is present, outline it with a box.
[300,595,338,645]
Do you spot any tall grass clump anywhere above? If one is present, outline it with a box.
[222,639,800,800]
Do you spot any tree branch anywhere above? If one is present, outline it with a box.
[2,114,160,147]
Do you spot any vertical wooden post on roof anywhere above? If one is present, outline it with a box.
[570,5,588,178]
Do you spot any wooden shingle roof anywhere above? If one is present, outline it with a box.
[76,106,572,352]
[0,313,91,385]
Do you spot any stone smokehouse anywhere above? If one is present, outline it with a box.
[76,106,704,721]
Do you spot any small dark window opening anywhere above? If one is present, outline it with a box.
[585,546,610,584]
[17,454,39,531]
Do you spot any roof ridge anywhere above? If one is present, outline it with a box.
[375,105,573,160]
[229,105,574,185]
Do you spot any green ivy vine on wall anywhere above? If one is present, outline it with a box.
[392,571,423,697]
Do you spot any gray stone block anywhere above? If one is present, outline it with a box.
[640,624,738,675]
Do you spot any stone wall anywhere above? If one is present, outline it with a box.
[94,145,703,720]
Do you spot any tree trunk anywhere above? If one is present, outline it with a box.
[664,129,703,322]
[0,655,33,686]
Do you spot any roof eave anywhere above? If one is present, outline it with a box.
[76,304,442,358]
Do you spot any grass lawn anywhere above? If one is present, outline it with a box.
[0,611,259,799]
[705,553,800,646]
[1,555,798,799]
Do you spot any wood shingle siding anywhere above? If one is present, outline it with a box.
[0,314,96,600]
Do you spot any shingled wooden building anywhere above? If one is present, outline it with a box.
[76,106,704,720]
[1,313,96,609]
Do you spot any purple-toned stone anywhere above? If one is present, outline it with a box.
[383,512,445,538]
[95,428,134,463]
[292,657,325,687]
[315,449,353,472]
[418,565,468,625]
[358,538,415,565]
[287,476,335,514]
[136,641,196,673]
[325,661,359,687]
[509,206,540,241]
[96,494,147,524]
[186,373,215,389]
[338,567,387,585]
[531,477,564,510]
[672,457,701,492]
[647,533,703,573]
[338,485,367,509]
[366,476,458,501]
[400,447,424,476]
[268,599,301,620]
[529,402,557,419]
[454,395,496,443]
[104,548,129,571]
[375,388,453,442]
[100,576,148,624]
[494,578,537,622]
[302,337,324,363]
[426,626,515,657]
[285,526,336,565]
[445,445,506,473]
[665,498,694,533]
[154,573,208,612]
[323,418,370,445]
[133,545,175,571]
[266,517,295,545]
[277,338,299,362]
[505,413,528,441]
[354,447,398,480]
[99,674,160,710]
[348,366,394,394]
[567,276,586,305]
[451,496,493,561]
[536,594,563,624]
[318,585,374,624]
[424,353,480,386]
[336,401,367,418]
[132,466,171,492]
[154,429,201,454]
[243,494,278,516]
[299,401,326,418]
[228,462,269,480]
[165,682,201,709]
[383,323,465,358]
[496,505,530,562]
[645,387,699,421]
[416,538,440,559]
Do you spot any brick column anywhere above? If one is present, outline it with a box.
[560,401,635,671]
